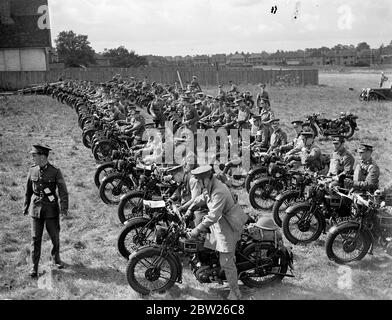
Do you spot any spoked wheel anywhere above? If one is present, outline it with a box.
[93,141,114,163]
[244,166,268,193]
[272,192,301,227]
[117,217,157,259]
[126,246,178,295]
[240,243,288,287]
[94,162,116,189]
[249,178,283,211]
[117,191,146,224]
[99,173,134,205]
[82,128,97,148]
[282,206,324,245]
[325,225,371,264]
[339,121,355,139]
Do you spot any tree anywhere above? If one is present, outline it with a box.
[356,42,371,52]
[55,31,96,67]
[102,46,147,67]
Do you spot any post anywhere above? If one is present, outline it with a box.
[177,70,184,90]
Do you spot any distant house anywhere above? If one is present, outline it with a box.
[248,53,268,66]
[285,56,305,66]
[227,53,246,66]
[193,55,209,66]
[306,52,325,66]
[211,53,226,66]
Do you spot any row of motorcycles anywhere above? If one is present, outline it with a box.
[24,80,297,296]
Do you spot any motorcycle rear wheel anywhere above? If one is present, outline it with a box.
[240,243,288,287]
[126,246,178,295]
[325,225,371,264]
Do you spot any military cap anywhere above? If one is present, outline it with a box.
[252,114,261,120]
[234,98,244,104]
[291,120,304,125]
[180,95,191,101]
[259,83,266,87]
[30,144,52,155]
[357,143,373,152]
[129,77,135,80]
[191,165,212,177]
[269,118,280,124]
[194,99,202,105]
[206,95,213,99]
[301,131,315,138]
[134,109,141,113]
[192,75,198,79]
[218,85,222,88]
[196,92,205,97]
[184,90,192,95]
[332,136,345,144]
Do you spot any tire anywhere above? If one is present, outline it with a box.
[117,217,157,259]
[99,173,134,205]
[117,191,146,224]
[325,225,371,264]
[94,162,116,189]
[248,178,284,211]
[126,246,178,295]
[282,205,324,245]
[82,128,97,149]
[240,243,287,287]
[368,93,379,101]
[272,191,301,227]
[93,141,114,163]
[340,122,355,139]
[244,166,268,193]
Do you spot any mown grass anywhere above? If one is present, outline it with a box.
[0,74,391,300]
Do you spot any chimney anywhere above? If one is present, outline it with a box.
[0,0,15,25]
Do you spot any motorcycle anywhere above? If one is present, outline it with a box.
[282,176,353,245]
[325,189,392,264]
[124,202,294,295]
[303,112,359,139]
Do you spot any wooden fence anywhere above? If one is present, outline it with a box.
[0,67,318,90]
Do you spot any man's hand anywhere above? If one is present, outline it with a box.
[188,228,200,239]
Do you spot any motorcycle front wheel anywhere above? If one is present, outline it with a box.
[126,246,178,295]
[272,191,301,227]
[99,173,134,205]
[248,178,284,211]
[117,191,146,224]
[240,243,288,287]
[282,206,324,245]
[244,166,268,193]
[325,225,371,264]
[94,162,116,189]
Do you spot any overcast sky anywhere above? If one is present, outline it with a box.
[48,0,392,56]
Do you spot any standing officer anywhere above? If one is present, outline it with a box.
[256,83,270,114]
[344,143,380,193]
[259,103,275,148]
[188,165,249,300]
[23,144,69,278]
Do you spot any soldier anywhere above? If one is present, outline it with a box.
[344,143,380,193]
[228,80,239,94]
[103,102,126,122]
[258,103,275,148]
[150,98,166,128]
[279,120,304,154]
[235,98,251,130]
[23,144,69,278]
[380,72,388,88]
[195,99,211,119]
[188,165,249,300]
[121,109,146,146]
[327,136,355,183]
[267,119,288,153]
[182,98,199,134]
[190,75,202,92]
[256,83,270,114]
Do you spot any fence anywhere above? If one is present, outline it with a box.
[0,67,318,90]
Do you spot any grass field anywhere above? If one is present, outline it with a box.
[0,73,392,300]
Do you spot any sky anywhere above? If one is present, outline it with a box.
[48,0,392,56]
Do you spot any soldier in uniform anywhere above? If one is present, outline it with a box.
[23,144,69,278]
[344,143,380,193]
[327,136,355,184]
[190,75,202,92]
[235,98,251,130]
[228,80,239,94]
[279,120,304,154]
[121,109,146,146]
[258,103,275,148]
[256,83,270,114]
[182,98,199,134]
[267,119,288,153]
[188,165,249,300]
[150,98,166,128]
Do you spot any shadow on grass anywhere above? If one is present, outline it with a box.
[54,262,125,286]
[347,253,392,271]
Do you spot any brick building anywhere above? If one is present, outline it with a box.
[0,0,52,71]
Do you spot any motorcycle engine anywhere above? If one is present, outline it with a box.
[189,252,222,284]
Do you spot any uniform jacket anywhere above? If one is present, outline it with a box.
[268,128,288,152]
[256,90,270,108]
[353,158,380,192]
[327,147,355,177]
[24,163,69,219]
[195,176,248,253]
[183,105,199,133]
[282,135,304,154]
[300,144,323,172]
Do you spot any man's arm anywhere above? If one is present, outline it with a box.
[23,170,33,215]
[354,164,380,191]
[56,169,69,214]
[195,191,227,232]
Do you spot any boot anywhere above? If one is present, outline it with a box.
[227,289,242,300]
[52,256,64,269]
